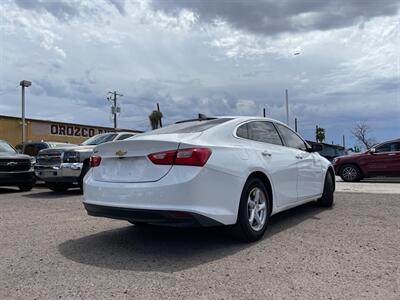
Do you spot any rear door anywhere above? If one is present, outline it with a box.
[236,121,298,207]
[275,123,323,200]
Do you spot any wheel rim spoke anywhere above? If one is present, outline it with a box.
[249,209,255,224]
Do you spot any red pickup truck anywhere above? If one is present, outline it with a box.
[333,139,400,182]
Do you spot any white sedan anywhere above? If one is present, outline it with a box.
[83,116,334,242]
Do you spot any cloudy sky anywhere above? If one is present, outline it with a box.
[1,0,399,147]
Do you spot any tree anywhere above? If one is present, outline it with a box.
[149,110,163,130]
[351,122,375,149]
[315,127,326,143]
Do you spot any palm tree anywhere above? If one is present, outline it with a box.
[149,110,163,130]
[316,127,326,143]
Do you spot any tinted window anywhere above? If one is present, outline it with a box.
[275,124,307,150]
[376,142,400,153]
[117,134,134,140]
[249,122,283,145]
[236,123,249,139]
[236,122,283,145]
[139,118,233,136]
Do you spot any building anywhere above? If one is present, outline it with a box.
[0,114,142,146]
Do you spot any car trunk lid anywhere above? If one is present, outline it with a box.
[91,135,200,183]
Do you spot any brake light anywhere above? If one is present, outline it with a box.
[90,156,102,167]
[148,148,212,167]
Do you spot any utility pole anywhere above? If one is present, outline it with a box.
[20,80,31,153]
[108,91,123,130]
[295,118,298,132]
[285,89,289,125]
[263,108,266,117]
[157,103,162,127]
[343,135,346,148]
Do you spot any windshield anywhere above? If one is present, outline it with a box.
[81,133,117,145]
[138,118,233,136]
[0,141,17,153]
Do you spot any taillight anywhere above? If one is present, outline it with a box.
[90,156,102,167]
[148,148,212,167]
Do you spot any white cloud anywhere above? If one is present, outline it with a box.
[0,0,399,146]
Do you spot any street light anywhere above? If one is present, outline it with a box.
[285,52,301,126]
[19,80,31,152]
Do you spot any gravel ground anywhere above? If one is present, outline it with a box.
[0,186,399,299]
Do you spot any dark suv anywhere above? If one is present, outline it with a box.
[0,140,36,191]
[333,139,400,181]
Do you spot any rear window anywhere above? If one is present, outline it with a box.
[139,118,233,136]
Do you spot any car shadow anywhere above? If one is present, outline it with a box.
[0,187,21,194]
[23,188,82,199]
[58,202,325,273]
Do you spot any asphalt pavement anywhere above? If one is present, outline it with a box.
[0,185,399,299]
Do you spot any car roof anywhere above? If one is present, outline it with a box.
[116,132,135,135]
[215,116,289,127]
[378,138,400,144]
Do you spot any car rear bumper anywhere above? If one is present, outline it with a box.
[35,163,83,182]
[0,171,36,186]
[84,203,223,227]
[83,165,243,225]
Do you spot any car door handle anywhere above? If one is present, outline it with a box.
[296,154,303,159]
[387,153,396,156]
[261,150,272,157]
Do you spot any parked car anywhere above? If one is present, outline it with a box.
[83,116,334,242]
[35,132,136,192]
[15,141,76,158]
[0,140,36,191]
[333,139,400,182]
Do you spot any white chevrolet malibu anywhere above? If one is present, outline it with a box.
[83,116,334,242]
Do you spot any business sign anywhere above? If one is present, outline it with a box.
[32,122,114,138]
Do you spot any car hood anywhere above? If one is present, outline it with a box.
[39,145,96,153]
[0,152,32,159]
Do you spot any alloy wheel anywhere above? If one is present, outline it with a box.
[342,166,358,181]
[247,187,267,231]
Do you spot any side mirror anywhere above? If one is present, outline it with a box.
[309,144,323,152]
[369,148,376,154]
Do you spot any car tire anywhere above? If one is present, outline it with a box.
[233,177,270,242]
[79,163,90,194]
[18,184,34,192]
[339,164,361,182]
[317,172,334,207]
[47,182,71,192]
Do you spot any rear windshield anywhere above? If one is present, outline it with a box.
[81,133,117,145]
[139,118,233,136]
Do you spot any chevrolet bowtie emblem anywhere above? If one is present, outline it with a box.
[115,150,127,157]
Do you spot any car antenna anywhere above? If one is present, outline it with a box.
[198,113,208,119]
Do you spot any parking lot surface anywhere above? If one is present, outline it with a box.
[1,186,399,299]
[336,177,400,194]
